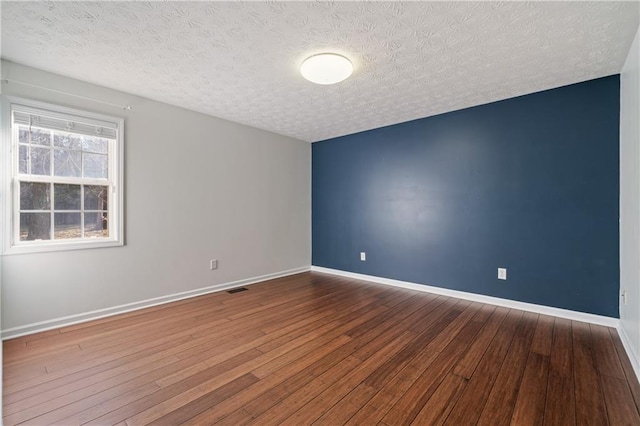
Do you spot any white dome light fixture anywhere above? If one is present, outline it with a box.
[300,53,353,85]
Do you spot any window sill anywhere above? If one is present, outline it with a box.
[3,239,123,255]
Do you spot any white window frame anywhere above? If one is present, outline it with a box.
[2,96,124,255]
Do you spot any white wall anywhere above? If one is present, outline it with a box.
[0,60,311,334]
[620,27,640,376]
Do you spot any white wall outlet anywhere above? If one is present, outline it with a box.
[622,289,627,305]
[498,267,507,280]
[360,252,366,261]
[210,259,218,270]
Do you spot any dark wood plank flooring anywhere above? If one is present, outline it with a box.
[3,272,640,425]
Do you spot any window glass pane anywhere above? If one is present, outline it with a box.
[84,212,108,238]
[20,182,50,210]
[82,137,109,154]
[30,146,51,175]
[20,213,51,241]
[83,153,108,179]
[19,145,28,174]
[84,185,108,210]
[54,184,81,210]
[54,148,81,177]
[54,212,81,239]
[18,127,29,143]
[29,129,51,146]
[54,132,82,150]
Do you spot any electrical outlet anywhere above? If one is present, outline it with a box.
[498,267,507,280]
[360,252,366,261]
[210,259,218,270]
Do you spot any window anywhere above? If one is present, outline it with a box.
[4,98,124,254]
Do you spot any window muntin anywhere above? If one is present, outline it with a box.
[7,99,123,253]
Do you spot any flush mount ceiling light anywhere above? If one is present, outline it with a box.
[300,53,353,85]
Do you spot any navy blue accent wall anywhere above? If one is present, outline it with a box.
[312,76,620,317]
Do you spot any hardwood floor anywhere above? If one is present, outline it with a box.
[3,272,640,425]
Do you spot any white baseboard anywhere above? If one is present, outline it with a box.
[2,266,311,340]
[618,324,640,381]
[311,266,619,328]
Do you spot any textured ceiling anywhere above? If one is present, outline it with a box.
[1,1,638,142]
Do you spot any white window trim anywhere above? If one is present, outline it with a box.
[2,96,124,255]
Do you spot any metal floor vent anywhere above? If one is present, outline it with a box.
[227,287,248,294]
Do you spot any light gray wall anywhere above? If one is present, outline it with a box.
[621,27,640,374]
[0,60,311,332]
